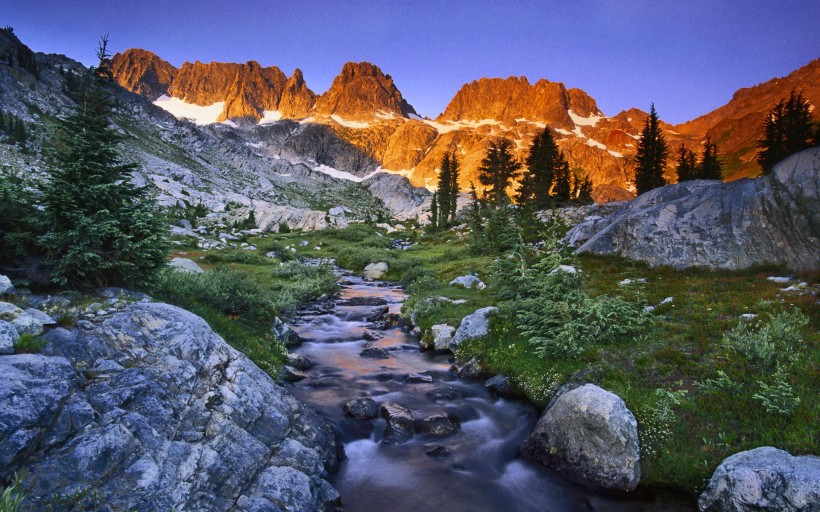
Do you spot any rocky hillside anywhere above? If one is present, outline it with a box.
[112,47,818,202]
[0,29,432,229]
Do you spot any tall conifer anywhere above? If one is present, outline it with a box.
[697,137,723,180]
[675,144,698,182]
[635,104,668,195]
[758,90,816,173]
[477,139,521,207]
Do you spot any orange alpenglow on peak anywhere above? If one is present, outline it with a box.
[313,61,418,121]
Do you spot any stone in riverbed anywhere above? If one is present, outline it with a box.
[431,324,455,352]
[419,414,460,437]
[405,372,433,384]
[698,446,820,512]
[520,383,641,493]
[0,275,15,295]
[380,402,414,444]
[426,445,450,458]
[360,346,390,359]
[363,262,388,280]
[281,365,309,382]
[343,397,379,419]
[485,374,514,398]
[366,305,389,322]
[286,353,314,371]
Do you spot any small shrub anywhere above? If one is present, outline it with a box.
[14,333,45,353]
[201,251,270,266]
[1,472,25,512]
[753,370,801,415]
[695,370,742,395]
[723,309,808,369]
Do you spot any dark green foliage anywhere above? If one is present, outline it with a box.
[675,144,698,182]
[697,137,723,180]
[477,138,521,207]
[37,38,168,289]
[436,154,451,227]
[757,90,817,174]
[448,153,460,221]
[430,191,439,230]
[278,222,291,233]
[519,127,567,208]
[570,170,593,204]
[0,171,46,285]
[467,183,487,255]
[484,202,521,255]
[635,104,669,195]
[235,209,257,230]
[0,111,29,149]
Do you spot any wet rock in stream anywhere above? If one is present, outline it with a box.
[380,402,415,444]
[343,397,379,419]
[360,346,390,359]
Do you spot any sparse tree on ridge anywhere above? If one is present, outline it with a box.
[635,103,669,195]
[757,90,817,173]
[675,143,698,182]
[697,137,723,180]
[478,138,522,207]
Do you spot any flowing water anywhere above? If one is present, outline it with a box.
[289,273,694,512]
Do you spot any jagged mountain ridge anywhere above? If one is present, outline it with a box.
[0,29,432,231]
[113,48,818,202]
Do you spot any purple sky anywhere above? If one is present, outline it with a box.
[4,0,819,124]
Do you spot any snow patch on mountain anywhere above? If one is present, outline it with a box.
[423,118,501,133]
[153,95,224,125]
[259,110,283,125]
[331,115,371,129]
[568,109,604,126]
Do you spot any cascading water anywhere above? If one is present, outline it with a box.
[288,273,693,511]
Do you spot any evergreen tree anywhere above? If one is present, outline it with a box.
[757,90,817,173]
[675,143,698,182]
[697,137,723,180]
[38,37,168,289]
[436,153,452,227]
[635,104,669,195]
[0,170,46,284]
[430,191,438,230]
[553,162,571,202]
[448,152,460,222]
[477,138,522,207]
[467,182,486,254]
[519,127,568,209]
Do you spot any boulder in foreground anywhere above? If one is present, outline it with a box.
[520,384,641,493]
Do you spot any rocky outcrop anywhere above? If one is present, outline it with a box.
[450,307,496,351]
[0,319,16,354]
[0,303,341,511]
[278,68,316,118]
[315,61,417,120]
[520,384,641,493]
[698,447,820,512]
[111,49,176,100]
[567,148,820,273]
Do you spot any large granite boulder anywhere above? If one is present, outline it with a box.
[566,148,820,272]
[698,447,820,512]
[520,384,641,493]
[450,307,496,351]
[449,275,486,290]
[0,274,14,295]
[1,302,341,511]
[0,319,19,354]
[0,301,44,335]
[431,324,455,352]
[168,257,204,274]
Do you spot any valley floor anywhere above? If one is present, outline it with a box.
[177,223,817,496]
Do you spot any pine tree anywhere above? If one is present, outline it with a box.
[675,144,698,182]
[467,182,486,255]
[436,153,452,227]
[553,162,571,202]
[697,137,723,180]
[38,36,168,289]
[519,127,567,209]
[635,104,669,195]
[430,191,438,230]
[757,90,817,173]
[477,138,522,207]
[448,152,460,222]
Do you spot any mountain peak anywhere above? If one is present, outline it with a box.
[314,61,417,120]
[111,49,177,100]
